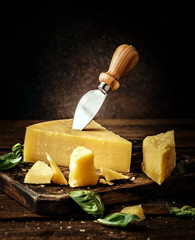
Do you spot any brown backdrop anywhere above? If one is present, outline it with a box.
[1,1,194,120]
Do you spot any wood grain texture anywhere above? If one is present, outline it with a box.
[0,216,195,240]
[1,189,194,220]
[0,149,194,215]
[99,44,139,90]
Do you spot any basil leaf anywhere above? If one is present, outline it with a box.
[166,202,195,219]
[0,156,22,170]
[173,161,191,176]
[0,143,24,170]
[67,190,105,218]
[0,152,14,161]
[95,213,140,227]
[12,143,24,158]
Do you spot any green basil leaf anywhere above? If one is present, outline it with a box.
[95,213,140,227]
[0,156,22,170]
[12,143,24,158]
[166,202,195,219]
[173,161,191,176]
[0,143,24,170]
[67,190,105,218]
[0,152,14,161]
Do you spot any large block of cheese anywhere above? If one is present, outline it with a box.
[141,130,176,185]
[24,119,132,172]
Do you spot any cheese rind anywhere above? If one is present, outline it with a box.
[24,161,53,184]
[141,130,176,185]
[24,119,132,172]
[121,204,146,221]
[68,146,98,188]
[100,167,129,182]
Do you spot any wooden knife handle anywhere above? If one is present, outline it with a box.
[99,44,139,90]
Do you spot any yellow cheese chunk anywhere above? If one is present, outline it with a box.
[100,167,129,182]
[24,119,132,172]
[121,204,146,221]
[68,146,98,188]
[46,152,68,185]
[141,130,176,185]
[99,178,114,186]
[24,161,53,184]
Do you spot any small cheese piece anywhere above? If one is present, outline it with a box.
[46,152,68,185]
[141,130,176,185]
[24,161,53,184]
[121,204,146,221]
[23,119,132,172]
[100,167,129,182]
[69,146,98,188]
[99,178,114,186]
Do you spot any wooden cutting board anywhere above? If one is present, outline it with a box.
[0,141,195,215]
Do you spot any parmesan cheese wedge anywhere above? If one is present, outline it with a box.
[46,152,68,185]
[23,119,132,172]
[121,204,146,221]
[100,167,129,182]
[24,161,53,184]
[141,130,176,185]
[69,146,98,188]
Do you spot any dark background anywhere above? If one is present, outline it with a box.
[1,1,194,120]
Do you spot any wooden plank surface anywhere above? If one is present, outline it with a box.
[0,119,195,240]
[0,150,195,215]
[1,216,195,240]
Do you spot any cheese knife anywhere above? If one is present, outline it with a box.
[72,44,139,130]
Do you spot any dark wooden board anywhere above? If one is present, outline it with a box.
[0,141,195,215]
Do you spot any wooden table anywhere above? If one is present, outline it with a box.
[0,119,195,240]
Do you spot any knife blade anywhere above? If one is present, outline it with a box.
[72,44,139,130]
